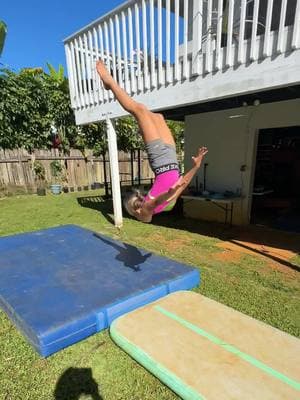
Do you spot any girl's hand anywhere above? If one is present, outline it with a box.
[192,147,208,168]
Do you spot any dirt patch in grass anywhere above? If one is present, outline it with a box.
[218,225,300,265]
[216,236,299,276]
[264,260,298,276]
[150,233,190,252]
[214,249,242,263]
[218,241,296,262]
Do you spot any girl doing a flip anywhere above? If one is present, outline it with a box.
[96,61,208,223]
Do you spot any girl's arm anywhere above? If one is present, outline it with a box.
[159,146,208,202]
[135,193,170,222]
[136,147,208,222]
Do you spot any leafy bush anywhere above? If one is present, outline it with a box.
[0,66,184,154]
[32,161,46,182]
[50,160,64,184]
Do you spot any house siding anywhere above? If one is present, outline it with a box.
[184,98,300,225]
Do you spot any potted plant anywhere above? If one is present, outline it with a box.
[50,160,64,194]
[33,160,46,196]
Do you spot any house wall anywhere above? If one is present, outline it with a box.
[183,98,300,225]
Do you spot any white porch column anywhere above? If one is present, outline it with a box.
[106,116,123,228]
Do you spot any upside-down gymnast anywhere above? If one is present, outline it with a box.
[96,60,208,223]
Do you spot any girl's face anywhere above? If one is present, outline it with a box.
[133,194,144,211]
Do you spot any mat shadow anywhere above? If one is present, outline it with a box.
[54,367,103,400]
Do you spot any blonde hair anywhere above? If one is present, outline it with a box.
[123,190,142,216]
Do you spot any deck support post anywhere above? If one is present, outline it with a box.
[106,115,123,228]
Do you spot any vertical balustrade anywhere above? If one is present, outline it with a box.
[122,11,130,93]
[263,0,274,57]
[142,0,150,89]
[205,0,212,73]
[109,18,117,84]
[135,3,143,91]
[128,6,137,94]
[174,0,180,81]
[237,0,247,64]
[88,31,97,105]
[157,0,163,86]
[277,0,288,53]
[72,40,81,108]
[93,26,103,104]
[65,43,76,108]
[104,21,113,100]
[215,0,223,70]
[115,14,124,88]
[79,36,89,106]
[98,23,108,102]
[183,0,189,79]
[196,0,203,74]
[250,0,260,61]
[67,42,80,108]
[226,0,234,67]
[292,0,300,49]
[150,0,156,88]
[166,0,171,83]
[83,33,93,105]
[74,38,85,108]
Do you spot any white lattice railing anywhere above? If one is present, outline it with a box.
[64,0,300,115]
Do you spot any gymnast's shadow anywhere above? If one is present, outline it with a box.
[94,234,152,271]
[54,367,103,400]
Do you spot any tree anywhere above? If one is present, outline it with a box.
[0,65,87,151]
[114,117,143,152]
[0,62,184,154]
[79,122,108,156]
[46,63,65,86]
[166,120,184,152]
[44,63,77,151]
[0,20,7,56]
[0,68,51,150]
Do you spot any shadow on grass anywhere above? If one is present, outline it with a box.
[54,367,103,400]
[152,208,300,271]
[77,195,300,271]
[77,195,114,225]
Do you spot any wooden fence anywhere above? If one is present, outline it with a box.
[0,148,154,193]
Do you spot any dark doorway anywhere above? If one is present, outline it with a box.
[251,126,300,232]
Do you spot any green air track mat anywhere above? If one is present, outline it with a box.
[110,291,300,400]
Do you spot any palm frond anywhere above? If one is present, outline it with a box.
[0,20,7,56]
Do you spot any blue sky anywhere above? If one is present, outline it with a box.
[1,0,125,72]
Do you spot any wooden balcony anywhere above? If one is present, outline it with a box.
[64,0,300,125]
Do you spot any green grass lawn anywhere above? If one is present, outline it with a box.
[0,191,299,400]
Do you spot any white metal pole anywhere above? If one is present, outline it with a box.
[106,116,123,228]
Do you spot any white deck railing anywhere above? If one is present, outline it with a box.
[64,0,300,116]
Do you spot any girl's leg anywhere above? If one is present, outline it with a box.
[150,113,176,147]
[96,61,160,144]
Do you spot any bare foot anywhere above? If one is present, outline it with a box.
[96,60,113,90]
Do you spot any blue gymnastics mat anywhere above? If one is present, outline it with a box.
[0,225,200,357]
